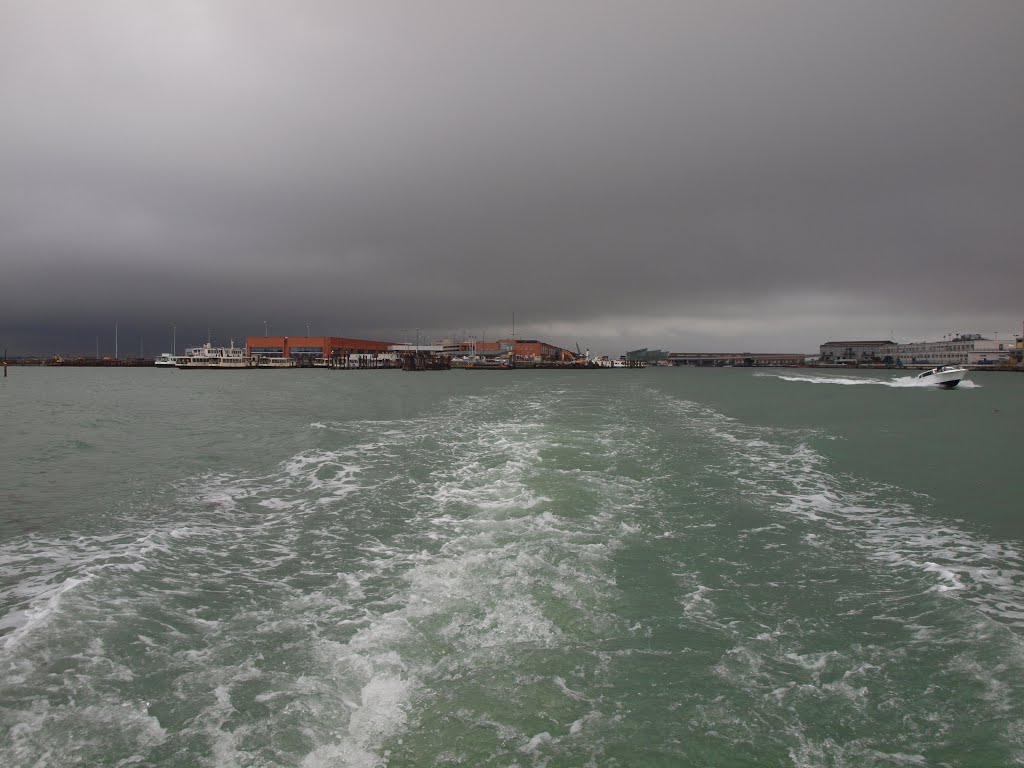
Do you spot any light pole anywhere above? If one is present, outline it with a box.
[264,320,269,337]
[306,322,310,337]
[415,328,421,349]
[115,320,119,360]
[171,323,176,356]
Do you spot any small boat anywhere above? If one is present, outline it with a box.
[175,342,254,369]
[154,353,177,368]
[464,357,509,370]
[916,365,968,388]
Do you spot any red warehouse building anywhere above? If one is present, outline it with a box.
[472,339,575,363]
[246,336,394,360]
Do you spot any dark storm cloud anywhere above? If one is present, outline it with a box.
[2,0,1023,355]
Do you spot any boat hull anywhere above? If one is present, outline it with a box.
[176,363,254,369]
[916,367,967,388]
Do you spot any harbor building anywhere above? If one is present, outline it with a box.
[666,352,805,367]
[818,340,894,364]
[884,334,1015,366]
[819,335,1018,366]
[625,348,805,367]
[246,336,394,363]
[625,348,668,365]
[469,339,575,364]
[244,335,578,368]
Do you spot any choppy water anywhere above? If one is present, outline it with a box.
[1,366,1022,767]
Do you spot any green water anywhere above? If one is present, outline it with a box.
[1,367,1022,767]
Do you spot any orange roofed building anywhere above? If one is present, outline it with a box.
[246,336,394,360]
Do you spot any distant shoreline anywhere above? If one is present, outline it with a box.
[4,359,1022,373]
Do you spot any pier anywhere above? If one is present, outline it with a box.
[5,356,157,367]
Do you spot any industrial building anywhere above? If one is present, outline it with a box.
[884,335,1016,366]
[246,336,394,363]
[243,335,578,367]
[819,335,1017,366]
[625,348,668,365]
[818,340,894,364]
[463,339,575,364]
[626,348,804,366]
[666,352,806,367]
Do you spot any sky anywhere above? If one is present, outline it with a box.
[2,0,1023,357]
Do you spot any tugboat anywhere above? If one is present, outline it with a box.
[916,365,968,388]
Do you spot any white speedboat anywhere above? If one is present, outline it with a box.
[154,353,177,368]
[175,342,254,369]
[916,365,968,388]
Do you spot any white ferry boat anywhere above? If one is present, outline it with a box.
[254,356,296,369]
[154,353,177,368]
[175,342,254,369]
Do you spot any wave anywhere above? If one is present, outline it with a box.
[657,390,1022,628]
[3,379,1021,765]
[649,388,1024,763]
[0,383,658,766]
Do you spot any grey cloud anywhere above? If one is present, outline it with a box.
[2,1,1022,356]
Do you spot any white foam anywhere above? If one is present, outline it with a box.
[280,392,648,762]
[768,373,883,386]
[2,576,89,652]
[760,372,980,389]
[554,676,591,702]
[1,699,167,766]
[567,710,605,736]
[520,731,553,754]
[922,561,967,591]
[659,389,1024,628]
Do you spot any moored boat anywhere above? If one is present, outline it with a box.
[154,353,177,368]
[253,356,296,369]
[464,357,509,370]
[175,342,254,369]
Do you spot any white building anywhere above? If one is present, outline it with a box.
[884,334,1014,366]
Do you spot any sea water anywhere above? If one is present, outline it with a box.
[1,367,1022,767]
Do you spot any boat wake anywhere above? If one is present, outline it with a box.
[758,372,980,388]
[0,378,1017,766]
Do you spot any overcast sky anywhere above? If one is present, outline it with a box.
[2,0,1022,356]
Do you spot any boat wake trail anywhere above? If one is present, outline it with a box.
[0,384,663,767]
[656,391,1021,627]
[646,388,1024,765]
[1,378,1018,766]
[758,372,981,388]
